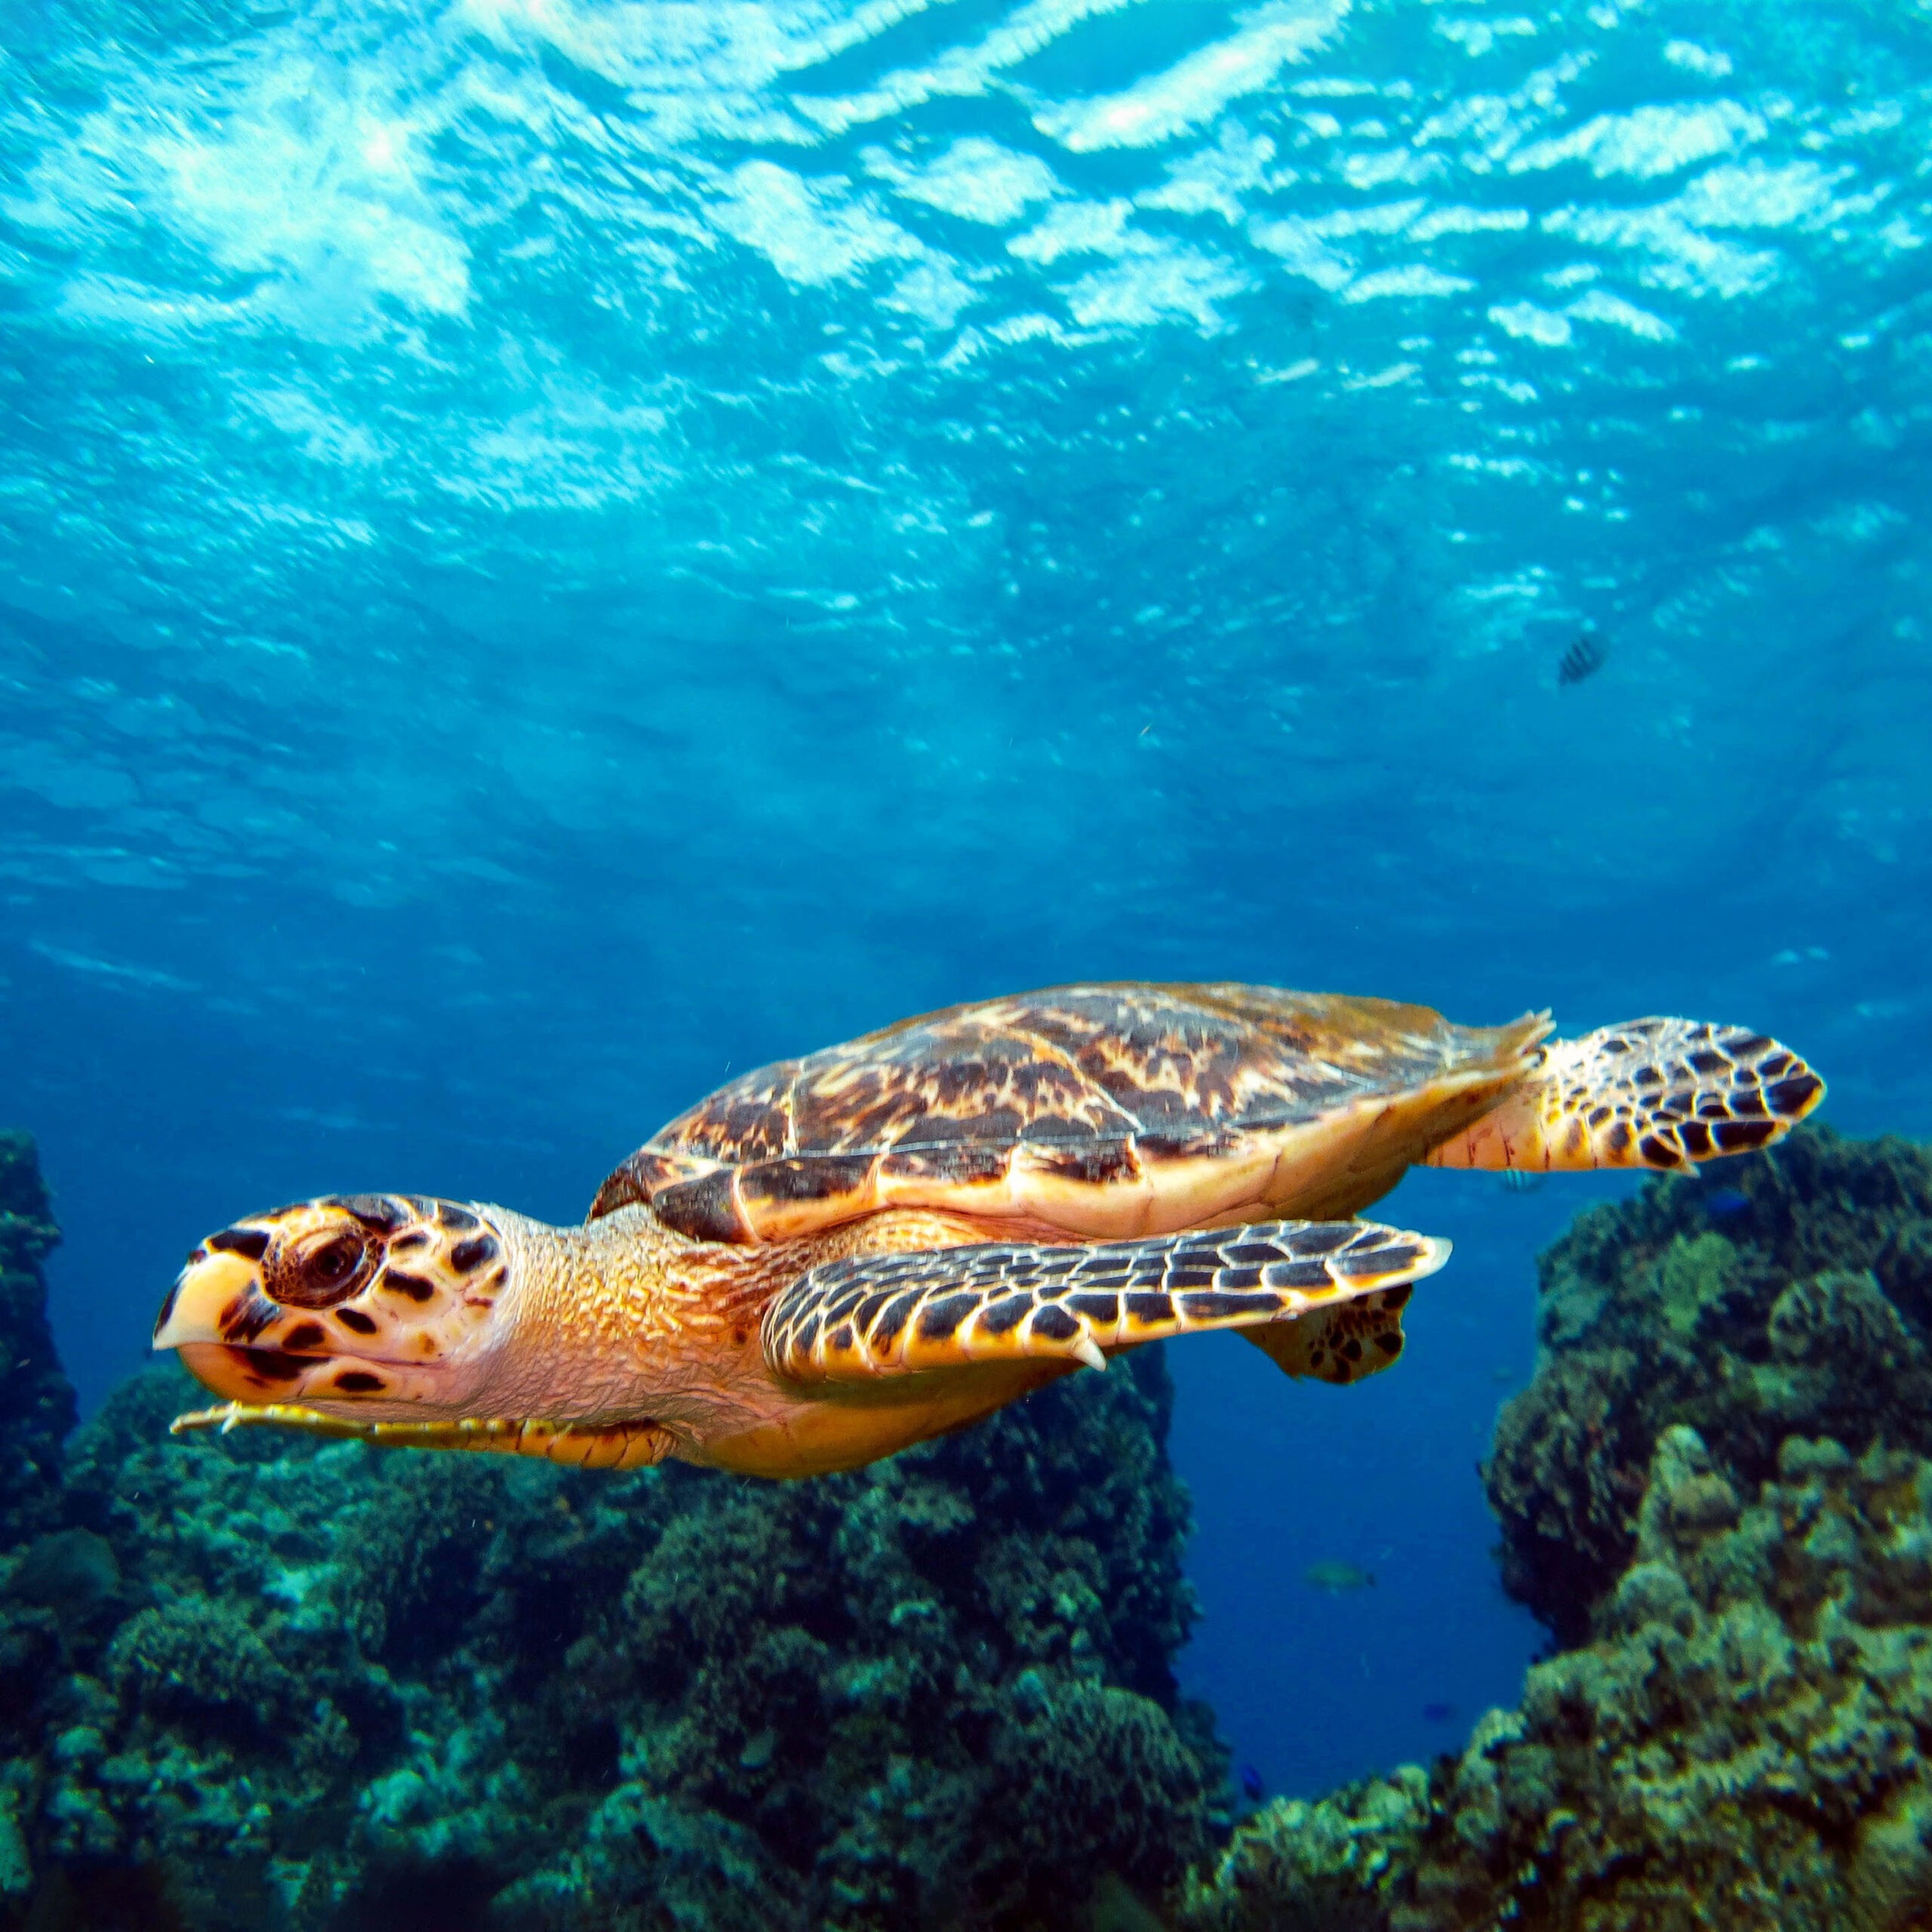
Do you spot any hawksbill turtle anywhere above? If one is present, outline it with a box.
[155,984,1822,1478]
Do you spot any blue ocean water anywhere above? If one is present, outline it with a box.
[1,0,1927,1813]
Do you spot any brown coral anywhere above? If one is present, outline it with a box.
[1179,1426,1932,1932]
[1487,1127,1932,1638]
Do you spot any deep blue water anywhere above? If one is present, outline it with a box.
[2,0,1928,1804]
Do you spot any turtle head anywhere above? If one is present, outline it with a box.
[155,1195,513,1416]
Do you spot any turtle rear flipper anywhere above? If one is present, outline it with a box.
[1239,1292,1411,1386]
[1425,1018,1824,1176]
[761,1220,1447,1383]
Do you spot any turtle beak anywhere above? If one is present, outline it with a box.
[155,1244,318,1405]
[153,1249,263,1352]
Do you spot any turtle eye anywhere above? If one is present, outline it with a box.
[312,1237,361,1284]
[268,1226,376,1309]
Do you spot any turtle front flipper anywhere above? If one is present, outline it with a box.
[168,1403,677,1470]
[761,1220,1448,1383]
[1425,1018,1824,1176]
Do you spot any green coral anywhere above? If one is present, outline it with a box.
[106,1601,300,1743]
[1179,1425,1932,1931]
[1486,1126,1932,1638]
[0,1131,1223,1932]
[33,1360,1218,1930]
[1654,1229,1746,1336]
[1173,1765,1429,1932]
[0,1130,71,1552]
[1412,1426,1932,1929]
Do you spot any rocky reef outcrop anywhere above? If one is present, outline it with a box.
[0,1131,1224,1932]
[1486,1124,1932,1641]
[1177,1124,1932,1932]
[20,1118,1932,1932]
[1180,1422,1932,1931]
[0,1130,72,1549]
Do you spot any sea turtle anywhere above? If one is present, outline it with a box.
[155,984,1822,1478]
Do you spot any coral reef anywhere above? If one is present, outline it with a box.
[0,1132,1226,1932]
[0,1129,72,1549]
[1487,1125,1932,1641]
[1172,1766,1429,1932]
[24,1119,1932,1932]
[1177,1124,1932,1932]
[1180,1424,1932,1931]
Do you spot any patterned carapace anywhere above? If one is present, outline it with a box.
[593,983,1553,1241]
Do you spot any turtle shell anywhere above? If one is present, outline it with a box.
[592,983,1550,1243]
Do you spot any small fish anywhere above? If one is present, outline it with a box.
[1421,1701,1458,1724]
[1498,1169,1547,1195]
[1703,1187,1750,1223]
[1303,1559,1375,1594]
[1558,629,1607,686]
[1239,1764,1266,1803]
